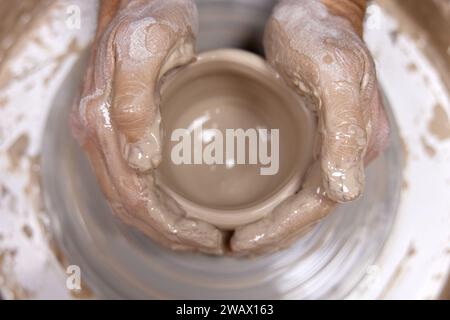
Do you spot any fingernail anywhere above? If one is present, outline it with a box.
[123,132,162,172]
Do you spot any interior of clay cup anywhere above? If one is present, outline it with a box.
[156,49,316,229]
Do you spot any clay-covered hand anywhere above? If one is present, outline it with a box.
[71,0,225,254]
[231,0,390,255]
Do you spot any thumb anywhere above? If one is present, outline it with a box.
[320,77,368,202]
[111,21,196,172]
[318,35,376,202]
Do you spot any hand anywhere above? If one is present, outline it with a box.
[231,0,390,255]
[71,0,225,254]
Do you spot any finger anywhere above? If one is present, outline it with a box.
[86,139,220,253]
[84,139,120,204]
[79,0,121,97]
[317,36,378,203]
[263,5,371,202]
[75,1,223,254]
[92,117,225,253]
[231,163,335,256]
[83,136,181,250]
[110,8,197,172]
[320,81,368,203]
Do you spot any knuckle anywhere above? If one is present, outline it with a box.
[112,101,145,122]
[111,103,149,141]
[111,17,174,60]
[322,36,370,82]
[111,18,134,43]
[330,124,367,149]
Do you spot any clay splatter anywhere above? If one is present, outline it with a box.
[402,180,409,190]
[379,243,417,299]
[420,136,437,157]
[389,29,400,43]
[7,134,29,171]
[428,104,450,140]
[400,136,409,169]
[0,96,7,108]
[0,248,31,299]
[406,62,417,72]
[22,224,33,239]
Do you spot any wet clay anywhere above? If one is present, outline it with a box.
[230,0,390,254]
[73,0,226,255]
[156,49,316,230]
[0,0,56,90]
[73,0,386,255]
[428,103,450,140]
[264,0,377,203]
